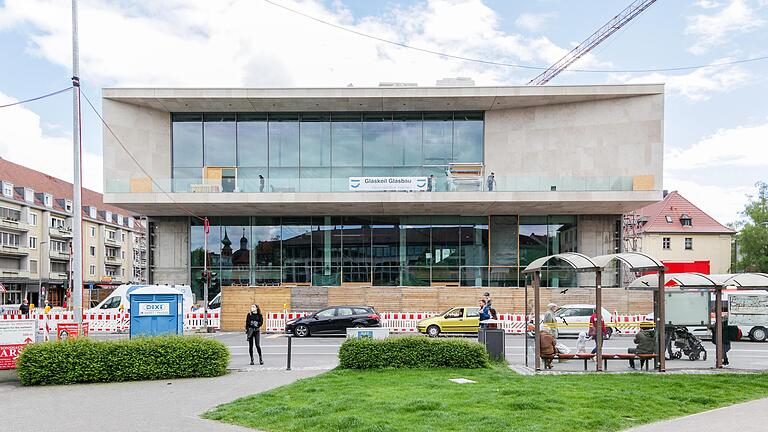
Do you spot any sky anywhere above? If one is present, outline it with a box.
[0,0,766,225]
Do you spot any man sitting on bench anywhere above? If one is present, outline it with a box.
[629,321,655,369]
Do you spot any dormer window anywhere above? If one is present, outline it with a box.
[44,194,53,208]
[117,214,124,225]
[680,214,692,227]
[24,188,34,203]
[65,200,73,212]
[105,210,112,222]
[1,182,12,198]
[128,218,135,229]
[665,215,673,223]
[89,206,97,219]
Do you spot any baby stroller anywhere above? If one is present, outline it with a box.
[665,325,708,361]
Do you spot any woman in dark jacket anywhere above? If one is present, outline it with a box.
[245,304,264,365]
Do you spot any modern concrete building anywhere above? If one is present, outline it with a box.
[626,190,735,274]
[101,84,664,322]
[0,158,147,307]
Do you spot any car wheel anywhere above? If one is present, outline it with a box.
[749,326,767,342]
[427,325,441,338]
[294,324,310,338]
[354,323,365,328]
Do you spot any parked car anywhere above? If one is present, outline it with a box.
[285,305,380,337]
[417,306,480,337]
[536,304,614,338]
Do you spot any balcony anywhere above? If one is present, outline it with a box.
[105,256,121,267]
[0,269,30,279]
[105,236,119,246]
[0,244,29,256]
[0,218,29,232]
[48,271,68,281]
[49,226,73,239]
[49,249,71,260]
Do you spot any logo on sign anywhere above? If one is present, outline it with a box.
[350,179,361,189]
[138,303,170,316]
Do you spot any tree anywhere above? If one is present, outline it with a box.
[733,181,768,272]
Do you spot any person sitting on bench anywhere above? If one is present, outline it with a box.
[629,321,655,369]
[540,330,558,369]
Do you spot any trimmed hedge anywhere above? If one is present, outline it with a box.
[338,336,489,369]
[17,336,229,386]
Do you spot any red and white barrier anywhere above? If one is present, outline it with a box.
[380,312,437,332]
[266,311,311,332]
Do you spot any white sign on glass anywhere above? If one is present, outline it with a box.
[348,177,428,192]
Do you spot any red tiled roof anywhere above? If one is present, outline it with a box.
[0,157,140,229]
[634,191,735,234]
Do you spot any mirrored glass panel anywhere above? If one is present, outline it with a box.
[331,113,362,167]
[172,114,203,168]
[237,114,268,167]
[268,114,299,167]
[300,114,331,167]
[204,113,236,166]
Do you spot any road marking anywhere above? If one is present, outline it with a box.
[266,334,283,339]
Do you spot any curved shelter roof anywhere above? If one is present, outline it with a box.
[628,272,768,290]
[522,252,598,274]
[592,252,665,272]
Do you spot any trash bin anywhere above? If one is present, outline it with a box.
[128,286,184,338]
[478,327,505,361]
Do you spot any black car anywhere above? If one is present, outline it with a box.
[285,305,380,337]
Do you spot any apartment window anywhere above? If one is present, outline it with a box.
[90,245,96,256]
[121,268,125,277]
[1,182,12,198]
[51,261,67,273]
[105,267,116,277]
[106,247,118,258]
[43,194,53,208]
[28,212,37,226]
[89,265,96,276]
[665,215,673,223]
[24,188,34,203]
[685,237,693,250]
[28,236,37,249]
[89,207,97,219]
[105,211,112,222]
[0,207,21,221]
[50,216,66,229]
[117,214,124,225]
[662,237,671,249]
[50,240,67,253]
[121,231,126,242]
[0,231,20,247]
[90,226,95,237]
[121,251,126,260]
[65,200,73,212]
[107,230,116,241]
[30,259,38,273]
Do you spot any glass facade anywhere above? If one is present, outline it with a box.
[189,215,576,300]
[171,112,484,193]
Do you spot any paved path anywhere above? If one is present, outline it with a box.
[624,397,768,432]
[1,369,325,432]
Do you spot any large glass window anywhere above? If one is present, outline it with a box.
[342,216,371,283]
[300,114,332,167]
[268,114,299,167]
[423,113,453,165]
[393,113,423,167]
[203,113,236,166]
[363,113,393,167]
[172,114,202,168]
[312,216,342,286]
[237,114,268,167]
[331,113,362,167]
[453,112,483,163]
[282,217,312,284]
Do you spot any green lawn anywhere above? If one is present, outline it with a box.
[203,368,768,432]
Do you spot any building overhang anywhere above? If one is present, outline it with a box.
[103,190,662,216]
[102,84,664,112]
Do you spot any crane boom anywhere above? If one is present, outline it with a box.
[528,0,658,85]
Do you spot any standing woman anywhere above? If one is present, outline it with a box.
[245,304,264,365]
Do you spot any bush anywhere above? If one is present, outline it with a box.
[338,337,489,369]
[17,336,229,386]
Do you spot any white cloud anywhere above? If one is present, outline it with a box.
[695,0,723,8]
[0,92,102,192]
[664,176,754,224]
[665,122,768,169]
[620,61,750,101]
[686,0,766,54]
[515,12,556,32]
[0,0,589,87]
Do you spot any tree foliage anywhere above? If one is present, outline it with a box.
[734,181,768,272]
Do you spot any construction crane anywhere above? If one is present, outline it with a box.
[528,0,658,85]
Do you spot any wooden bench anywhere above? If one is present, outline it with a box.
[542,353,596,371]
[601,353,657,371]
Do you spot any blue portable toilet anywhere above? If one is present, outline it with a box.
[128,285,184,338]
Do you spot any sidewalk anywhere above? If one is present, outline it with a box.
[1,368,326,432]
[624,397,768,432]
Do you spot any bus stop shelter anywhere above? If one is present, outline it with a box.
[523,252,667,372]
[629,272,768,369]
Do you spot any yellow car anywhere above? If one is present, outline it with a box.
[417,306,480,337]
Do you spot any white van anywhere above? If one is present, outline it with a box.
[87,284,196,315]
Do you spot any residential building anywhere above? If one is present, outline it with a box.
[0,158,147,306]
[101,84,664,326]
[625,191,735,274]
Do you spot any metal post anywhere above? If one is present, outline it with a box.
[715,287,723,368]
[657,270,666,372]
[533,271,541,371]
[71,0,84,334]
[524,277,529,368]
[652,289,659,370]
[203,218,209,332]
[286,335,292,371]
[595,270,603,372]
